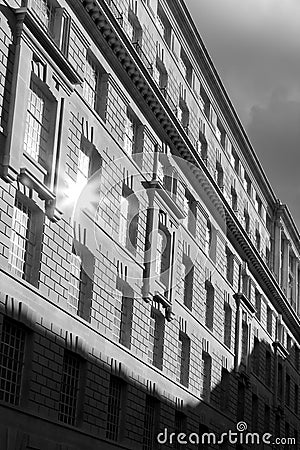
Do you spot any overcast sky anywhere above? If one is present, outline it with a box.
[186,0,300,230]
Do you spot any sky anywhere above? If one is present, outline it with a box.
[186,0,300,231]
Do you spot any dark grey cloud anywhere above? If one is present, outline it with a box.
[186,0,300,229]
[248,90,300,227]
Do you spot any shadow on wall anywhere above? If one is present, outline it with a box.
[0,298,299,450]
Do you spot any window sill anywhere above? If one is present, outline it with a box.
[23,151,48,176]
[19,166,55,202]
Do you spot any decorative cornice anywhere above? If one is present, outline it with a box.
[74,0,300,341]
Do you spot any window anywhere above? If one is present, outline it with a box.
[24,78,54,168]
[243,208,250,233]
[224,302,232,349]
[285,373,290,406]
[176,104,183,125]
[204,280,214,331]
[174,411,187,450]
[252,336,260,376]
[143,396,159,450]
[205,221,212,255]
[118,186,139,253]
[124,113,134,156]
[183,265,194,310]
[153,58,168,90]
[220,368,230,411]
[177,99,189,131]
[106,376,125,441]
[77,148,89,187]
[119,196,129,247]
[251,394,258,431]
[255,228,261,252]
[255,289,261,321]
[201,352,211,402]
[255,194,262,216]
[265,350,272,387]
[9,199,32,279]
[148,307,165,370]
[241,313,248,367]
[226,247,234,285]
[231,148,240,174]
[58,351,81,426]
[67,242,94,322]
[266,245,271,268]
[267,306,272,335]
[177,331,190,387]
[199,138,208,164]
[180,47,193,86]
[68,249,82,312]
[30,0,56,30]
[209,105,217,131]
[8,194,43,286]
[0,318,26,405]
[215,161,224,190]
[128,5,143,45]
[156,230,164,275]
[237,381,245,421]
[183,190,197,236]
[123,107,143,159]
[182,254,194,310]
[83,55,99,110]
[29,0,70,52]
[244,172,251,196]
[241,270,250,299]
[231,186,238,211]
[78,136,102,183]
[156,215,171,287]
[114,288,134,349]
[288,272,293,303]
[157,3,171,45]
[164,169,178,200]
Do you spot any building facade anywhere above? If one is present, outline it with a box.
[0,0,299,448]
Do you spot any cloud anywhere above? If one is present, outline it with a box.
[247,90,300,228]
[186,0,300,123]
[186,0,300,229]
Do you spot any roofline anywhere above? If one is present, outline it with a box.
[176,0,278,207]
